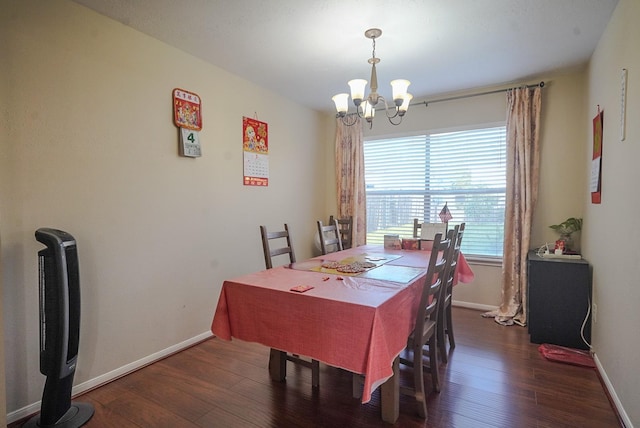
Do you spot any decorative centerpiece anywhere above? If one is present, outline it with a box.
[549,217,582,253]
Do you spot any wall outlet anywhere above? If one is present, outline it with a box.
[592,302,597,324]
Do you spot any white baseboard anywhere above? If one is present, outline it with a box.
[7,331,213,424]
[593,352,633,428]
[452,300,498,312]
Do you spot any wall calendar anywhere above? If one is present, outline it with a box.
[590,108,603,204]
[242,117,269,186]
[173,88,203,158]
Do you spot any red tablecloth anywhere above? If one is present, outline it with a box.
[211,245,474,403]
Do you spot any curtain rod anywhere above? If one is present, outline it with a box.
[415,81,545,107]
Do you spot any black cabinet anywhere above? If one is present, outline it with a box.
[527,251,591,350]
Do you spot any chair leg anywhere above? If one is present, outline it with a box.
[285,354,320,388]
[446,304,456,350]
[311,359,320,388]
[412,343,427,418]
[428,335,440,393]
[269,349,286,382]
[437,309,448,364]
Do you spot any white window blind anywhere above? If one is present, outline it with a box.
[364,126,507,258]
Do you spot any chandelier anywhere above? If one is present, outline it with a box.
[332,28,412,128]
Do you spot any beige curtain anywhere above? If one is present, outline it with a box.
[485,86,542,326]
[335,117,367,246]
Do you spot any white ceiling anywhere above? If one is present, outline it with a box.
[71,0,618,113]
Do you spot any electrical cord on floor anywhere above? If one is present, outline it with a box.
[581,296,593,352]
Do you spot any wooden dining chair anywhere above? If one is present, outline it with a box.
[399,232,452,419]
[260,224,297,269]
[259,224,320,387]
[437,222,465,363]
[329,215,353,249]
[317,220,343,255]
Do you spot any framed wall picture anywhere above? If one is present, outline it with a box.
[620,68,627,142]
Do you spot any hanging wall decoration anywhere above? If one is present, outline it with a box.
[242,116,269,186]
[620,68,627,142]
[173,88,202,157]
[590,107,603,204]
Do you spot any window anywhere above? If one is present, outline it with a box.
[364,125,506,259]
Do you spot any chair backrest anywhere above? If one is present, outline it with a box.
[414,232,452,339]
[260,224,296,269]
[329,215,353,249]
[455,222,466,251]
[443,222,465,299]
[317,220,343,255]
[439,225,460,308]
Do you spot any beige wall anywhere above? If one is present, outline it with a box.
[1,0,330,420]
[584,0,640,425]
[361,71,589,309]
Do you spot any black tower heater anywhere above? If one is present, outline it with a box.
[24,228,94,428]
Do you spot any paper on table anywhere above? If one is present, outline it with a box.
[359,265,424,284]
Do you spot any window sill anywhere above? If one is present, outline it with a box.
[465,256,502,267]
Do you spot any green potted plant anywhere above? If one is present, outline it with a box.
[549,217,582,252]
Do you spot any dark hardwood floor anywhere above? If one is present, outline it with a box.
[12,308,621,427]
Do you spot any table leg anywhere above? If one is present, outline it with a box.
[381,356,400,423]
[352,373,363,399]
[269,348,286,382]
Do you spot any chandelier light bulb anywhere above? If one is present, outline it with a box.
[348,79,367,106]
[399,93,413,114]
[391,79,411,106]
[363,100,375,120]
[332,93,350,116]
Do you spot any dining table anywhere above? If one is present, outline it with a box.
[211,244,474,423]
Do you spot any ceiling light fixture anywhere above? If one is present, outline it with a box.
[332,28,412,129]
